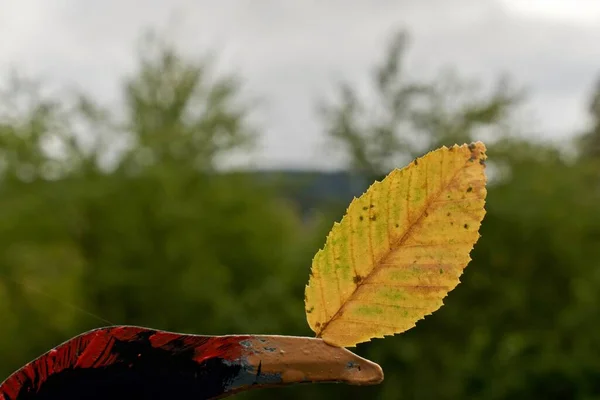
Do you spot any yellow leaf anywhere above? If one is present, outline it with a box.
[305,142,487,347]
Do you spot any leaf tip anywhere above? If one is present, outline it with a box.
[467,141,487,164]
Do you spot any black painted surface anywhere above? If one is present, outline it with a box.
[15,333,242,400]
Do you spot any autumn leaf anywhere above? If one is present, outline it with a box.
[305,142,487,347]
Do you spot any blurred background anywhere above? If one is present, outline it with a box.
[1,1,600,398]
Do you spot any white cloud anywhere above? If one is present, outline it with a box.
[1,0,599,169]
[500,0,600,24]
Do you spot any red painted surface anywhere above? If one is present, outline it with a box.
[0,326,251,400]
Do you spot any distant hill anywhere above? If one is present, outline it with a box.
[252,170,370,218]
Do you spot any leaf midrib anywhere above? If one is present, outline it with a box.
[316,156,473,338]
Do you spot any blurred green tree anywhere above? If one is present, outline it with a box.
[312,29,600,400]
[0,35,313,383]
[578,78,600,160]
[319,30,523,180]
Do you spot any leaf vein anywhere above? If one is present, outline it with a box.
[318,158,471,337]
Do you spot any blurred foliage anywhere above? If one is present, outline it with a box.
[0,36,312,379]
[310,30,600,400]
[319,31,523,180]
[1,30,600,400]
[579,78,600,161]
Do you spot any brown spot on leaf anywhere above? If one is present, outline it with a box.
[304,142,488,347]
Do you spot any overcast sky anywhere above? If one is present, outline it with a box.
[2,0,600,169]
